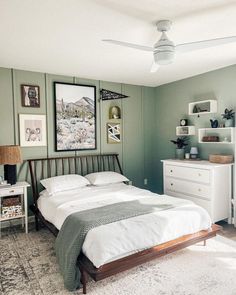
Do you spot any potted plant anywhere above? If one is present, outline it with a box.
[170,137,188,160]
[222,108,235,127]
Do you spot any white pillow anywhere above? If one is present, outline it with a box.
[40,174,90,195]
[85,171,129,186]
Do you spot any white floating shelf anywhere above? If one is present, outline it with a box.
[176,126,195,136]
[198,127,235,144]
[189,100,217,115]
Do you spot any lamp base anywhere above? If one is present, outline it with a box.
[4,164,17,185]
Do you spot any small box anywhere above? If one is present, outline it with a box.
[202,136,219,142]
[209,154,234,164]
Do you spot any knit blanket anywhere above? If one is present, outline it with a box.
[55,197,176,291]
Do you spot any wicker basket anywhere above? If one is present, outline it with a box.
[209,154,234,164]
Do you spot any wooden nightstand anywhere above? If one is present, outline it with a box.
[0,181,30,233]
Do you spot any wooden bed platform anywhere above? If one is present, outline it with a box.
[28,153,221,294]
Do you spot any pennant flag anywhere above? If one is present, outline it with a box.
[100,89,129,101]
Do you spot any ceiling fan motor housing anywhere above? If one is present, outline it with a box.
[154,32,175,65]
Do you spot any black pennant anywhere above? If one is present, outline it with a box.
[100,89,129,101]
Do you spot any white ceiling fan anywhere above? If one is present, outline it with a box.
[102,20,236,73]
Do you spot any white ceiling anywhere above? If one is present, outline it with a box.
[1,0,236,86]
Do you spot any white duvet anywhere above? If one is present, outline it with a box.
[38,183,211,268]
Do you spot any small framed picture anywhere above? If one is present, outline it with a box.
[107,123,121,144]
[21,84,40,107]
[19,114,47,147]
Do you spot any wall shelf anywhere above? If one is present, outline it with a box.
[189,100,217,115]
[176,126,195,136]
[198,127,235,144]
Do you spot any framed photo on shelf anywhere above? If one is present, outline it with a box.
[107,123,121,144]
[19,114,47,147]
[21,85,40,107]
[54,82,96,151]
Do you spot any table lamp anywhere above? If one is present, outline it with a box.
[0,145,22,185]
[190,147,199,159]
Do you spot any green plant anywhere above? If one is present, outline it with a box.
[170,137,188,149]
[222,108,235,120]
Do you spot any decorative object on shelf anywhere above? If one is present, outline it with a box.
[180,119,188,126]
[19,114,47,147]
[189,100,217,115]
[0,145,22,185]
[210,119,218,128]
[100,89,128,101]
[209,154,234,164]
[109,106,121,119]
[176,126,195,136]
[190,147,199,159]
[21,84,40,107]
[54,82,96,151]
[185,153,190,159]
[202,136,219,142]
[170,137,188,160]
[221,108,235,127]
[107,123,121,143]
[1,196,22,219]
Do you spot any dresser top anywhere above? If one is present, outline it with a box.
[161,159,234,168]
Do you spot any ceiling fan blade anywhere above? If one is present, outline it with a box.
[150,62,160,73]
[176,36,236,53]
[102,39,154,52]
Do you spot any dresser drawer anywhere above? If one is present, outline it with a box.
[165,165,210,184]
[0,187,23,197]
[165,178,211,200]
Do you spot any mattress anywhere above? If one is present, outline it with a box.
[37,183,211,268]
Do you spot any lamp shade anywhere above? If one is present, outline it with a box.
[0,145,22,165]
[190,147,198,155]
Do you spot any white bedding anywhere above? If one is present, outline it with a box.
[38,183,211,268]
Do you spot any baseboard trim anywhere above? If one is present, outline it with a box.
[0,216,34,229]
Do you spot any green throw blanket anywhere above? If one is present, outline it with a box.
[55,197,176,291]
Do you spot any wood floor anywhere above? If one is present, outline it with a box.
[217,221,236,241]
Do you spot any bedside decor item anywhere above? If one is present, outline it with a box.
[170,137,188,160]
[190,147,199,159]
[54,82,96,151]
[202,136,219,142]
[107,123,121,143]
[189,100,217,115]
[21,84,40,107]
[210,119,218,128]
[180,119,188,126]
[19,114,47,147]
[0,145,22,185]
[209,154,233,164]
[221,108,235,127]
[100,89,128,100]
[109,106,121,119]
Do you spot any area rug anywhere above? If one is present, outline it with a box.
[1,225,236,295]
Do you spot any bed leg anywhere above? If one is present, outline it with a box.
[81,268,88,294]
[35,215,39,231]
[203,240,206,246]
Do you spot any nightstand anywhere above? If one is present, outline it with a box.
[0,181,30,233]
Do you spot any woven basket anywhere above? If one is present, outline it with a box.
[209,154,234,164]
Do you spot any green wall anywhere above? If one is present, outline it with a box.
[0,67,157,208]
[155,65,236,193]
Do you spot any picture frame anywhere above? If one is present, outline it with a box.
[19,114,47,147]
[54,82,96,151]
[107,123,121,144]
[21,84,40,107]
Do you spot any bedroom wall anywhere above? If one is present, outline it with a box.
[155,64,236,193]
[0,67,157,208]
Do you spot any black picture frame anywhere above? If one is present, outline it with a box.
[21,84,40,107]
[54,82,96,151]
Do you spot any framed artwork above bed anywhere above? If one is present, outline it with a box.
[54,82,96,151]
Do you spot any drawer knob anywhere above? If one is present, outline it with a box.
[198,188,201,192]
[198,173,201,177]
[170,170,173,173]
[9,190,15,193]
[171,183,173,186]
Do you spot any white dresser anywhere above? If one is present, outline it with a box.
[162,159,233,223]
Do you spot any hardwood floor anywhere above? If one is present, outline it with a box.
[217,221,236,241]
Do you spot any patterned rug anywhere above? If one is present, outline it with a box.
[1,224,236,295]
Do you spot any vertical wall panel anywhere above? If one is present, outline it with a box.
[122,84,144,187]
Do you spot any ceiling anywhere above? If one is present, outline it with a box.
[1,0,236,86]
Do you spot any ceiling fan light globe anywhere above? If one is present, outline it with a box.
[154,51,174,65]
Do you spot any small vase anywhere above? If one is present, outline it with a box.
[225,118,234,127]
[175,148,185,160]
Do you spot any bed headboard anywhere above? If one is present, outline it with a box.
[28,153,123,206]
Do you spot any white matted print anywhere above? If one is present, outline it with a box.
[107,123,121,144]
[19,114,47,147]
